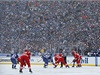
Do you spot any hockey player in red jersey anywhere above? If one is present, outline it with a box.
[17,49,32,73]
[72,49,82,67]
[54,53,69,68]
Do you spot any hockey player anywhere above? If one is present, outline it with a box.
[59,49,67,68]
[17,50,32,73]
[42,51,54,68]
[54,53,69,68]
[10,52,18,69]
[72,49,82,67]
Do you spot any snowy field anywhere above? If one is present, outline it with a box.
[0,64,100,75]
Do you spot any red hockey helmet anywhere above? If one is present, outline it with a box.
[72,49,75,55]
[24,49,29,52]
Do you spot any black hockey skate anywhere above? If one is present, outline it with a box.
[12,65,15,69]
[72,65,74,67]
[12,65,17,69]
[44,65,47,68]
[60,66,63,68]
[19,70,23,73]
[66,65,70,68]
[53,65,57,68]
[13,67,17,69]
[29,69,32,73]
[76,65,82,67]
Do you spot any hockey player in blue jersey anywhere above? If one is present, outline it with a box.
[42,51,54,68]
[10,52,18,69]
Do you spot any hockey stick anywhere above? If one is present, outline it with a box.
[69,61,73,64]
[37,59,42,62]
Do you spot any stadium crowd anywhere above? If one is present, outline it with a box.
[0,1,100,56]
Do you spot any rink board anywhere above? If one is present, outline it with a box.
[0,56,100,66]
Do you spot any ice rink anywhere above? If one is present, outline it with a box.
[0,64,100,75]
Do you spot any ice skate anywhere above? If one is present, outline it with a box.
[66,65,70,68]
[53,65,57,68]
[19,69,23,73]
[29,69,32,73]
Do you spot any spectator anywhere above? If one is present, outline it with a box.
[0,1,99,55]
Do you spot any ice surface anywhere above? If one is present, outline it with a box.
[0,64,100,75]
